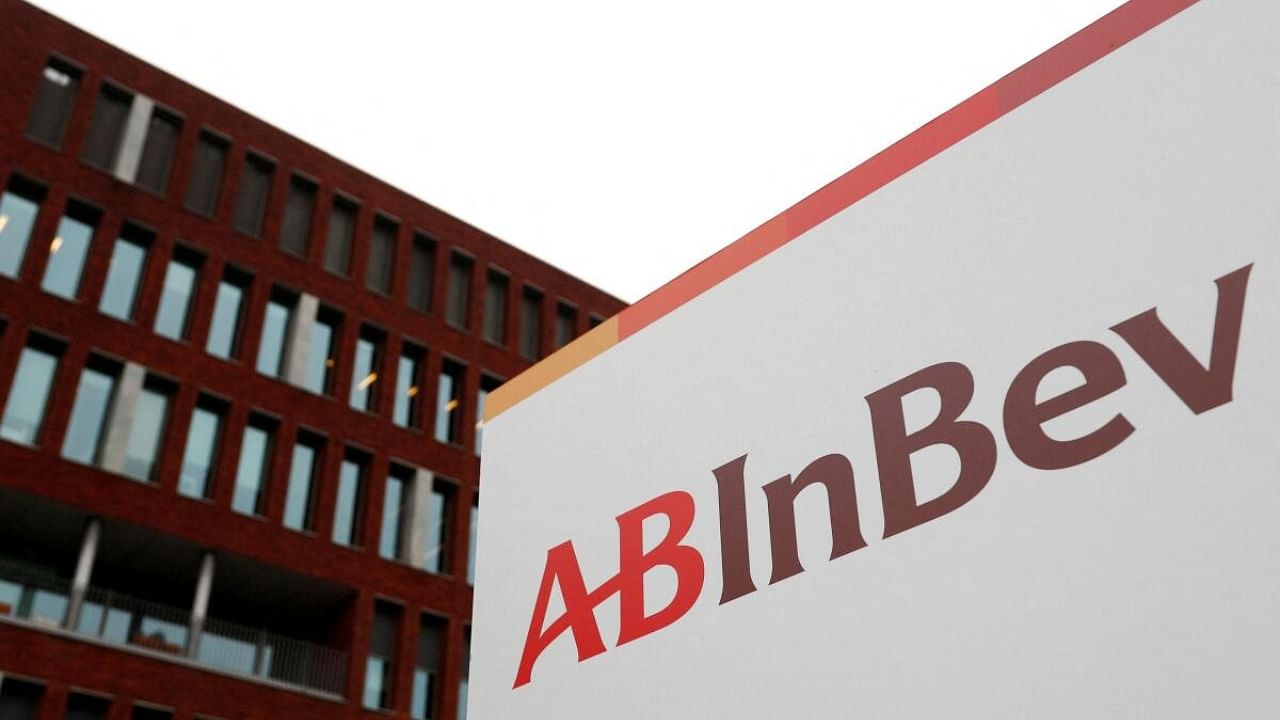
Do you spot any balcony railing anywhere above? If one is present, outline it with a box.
[0,558,347,696]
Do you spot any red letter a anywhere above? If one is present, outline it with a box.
[513,540,606,688]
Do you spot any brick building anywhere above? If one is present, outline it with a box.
[0,1,626,718]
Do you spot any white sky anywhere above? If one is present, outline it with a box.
[28,0,1126,302]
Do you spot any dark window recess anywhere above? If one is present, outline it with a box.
[130,707,174,720]
[65,693,112,720]
[483,270,509,345]
[81,83,133,170]
[366,215,398,294]
[445,253,473,329]
[324,196,358,275]
[0,676,44,720]
[279,175,317,256]
[184,131,228,216]
[364,601,403,710]
[520,287,543,360]
[135,108,182,194]
[589,313,605,329]
[406,233,435,312]
[25,57,81,148]
[232,152,274,237]
[555,302,578,349]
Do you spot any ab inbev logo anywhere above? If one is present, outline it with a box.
[514,264,1253,688]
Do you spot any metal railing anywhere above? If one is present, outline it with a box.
[0,557,347,696]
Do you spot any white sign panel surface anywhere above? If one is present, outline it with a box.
[472,0,1280,716]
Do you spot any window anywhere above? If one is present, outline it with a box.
[364,601,402,711]
[434,360,464,445]
[412,614,447,720]
[349,328,382,412]
[332,450,367,546]
[520,287,543,360]
[98,227,151,321]
[65,693,112,720]
[475,374,501,456]
[302,307,339,395]
[179,397,224,499]
[130,707,173,720]
[0,676,44,720]
[406,233,435,312]
[41,202,98,300]
[279,175,316,256]
[232,152,274,237]
[206,268,249,359]
[283,433,323,532]
[153,249,200,340]
[458,627,471,720]
[445,253,473,329]
[122,377,171,482]
[367,215,397,294]
[467,496,479,585]
[61,358,119,465]
[231,415,274,516]
[26,57,82,148]
[555,302,578,349]
[393,344,424,428]
[422,479,455,574]
[589,313,605,329]
[0,338,61,445]
[0,177,45,278]
[81,83,133,170]
[135,108,182,195]
[184,131,228,216]
[324,196,358,275]
[256,291,295,377]
[483,270,508,345]
[379,466,411,560]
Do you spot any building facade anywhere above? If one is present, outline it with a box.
[0,2,626,718]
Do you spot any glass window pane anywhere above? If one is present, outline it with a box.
[483,272,508,345]
[349,336,378,411]
[136,110,182,195]
[475,387,487,456]
[324,198,357,275]
[406,234,434,312]
[61,366,116,464]
[154,259,197,339]
[393,352,419,428]
[445,254,472,328]
[332,458,363,546]
[26,59,81,149]
[302,315,335,395]
[0,190,40,278]
[99,237,147,320]
[283,441,318,531]
[422,482,451,574]
[379,473,404,560]
[41,213,94,299]
[280,177,316,256]
[232,153,273,237]
[467,500,479,585]
[122,385,168,482]
[184,132,227,216]
[256,299,291,377]
[520,288,542,360]
[555,303,577,349]
[0,346,59,445]
[434,366,462,444]
[206,279,244,359]
[367,217,397,294]
[179,405,220,498]
[81,85,131,170]
[411,669,434,720]
[231,423,270,516]
[362,656,390,710]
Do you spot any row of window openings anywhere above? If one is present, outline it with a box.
[0,343,480,582]
[364,606,471,720]
[0,677,192,720]
[22,59,601,355]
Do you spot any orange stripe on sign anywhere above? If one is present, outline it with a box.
[485,317,619,422]
[487,0,1201,420]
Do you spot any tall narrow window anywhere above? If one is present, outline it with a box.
[332,450,367,547]
[483,270,509,345]
[445,253,473,329]
[279,175,317,256]
[458,627,471,720]
[555,302,578,349]
[41,203,98,300]
[324,196,358,275]
[231,415,274,516]
[0,177,45,278]
[64,693,112,720]
[153,249,200,340]
[232,152,273,237]
[422,479,455,574]
[434,360,464,445]
[81,83,133,170]
[135,108,182,195]
[393,344,424,429]
[206,268,249,359]
[367,215,397,294]
[379,465,411,560]
[412,614,447,720]
[0,677,44,720]
[122,377,171,482]
[283,433,323,532]
[184,131,228,216]
[130,707,173,720]
[520,287,543,360]
[98,227,151,321]
[178,398,224,499]
[302,308,340,395]
[26,57,82,149]
[349,328,382,412]
[406,233,435,312]
[61,358,120,465]
[467,496,479,585]
[475,374,501,456]
[256,291,295,377]
[0,338,61,445]
[364,601,402,711]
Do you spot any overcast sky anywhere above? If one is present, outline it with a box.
[29,0,1126,302]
